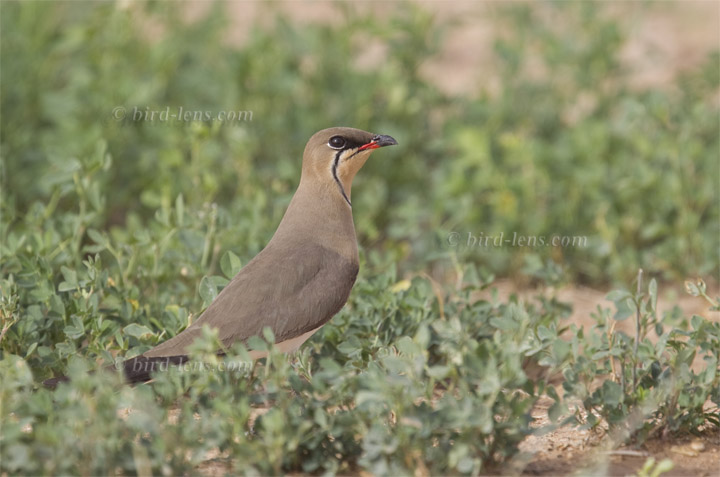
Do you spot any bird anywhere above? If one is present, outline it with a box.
[43,127,397,387]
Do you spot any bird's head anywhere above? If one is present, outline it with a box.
[302,127,397,206]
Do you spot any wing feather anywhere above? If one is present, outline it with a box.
[142,244,358,358]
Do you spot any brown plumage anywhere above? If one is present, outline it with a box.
[44,127,396,387]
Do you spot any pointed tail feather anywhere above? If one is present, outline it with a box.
[121,355,189,384]
[42,375,70,389]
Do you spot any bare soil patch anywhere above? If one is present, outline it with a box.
[519,397,720,477]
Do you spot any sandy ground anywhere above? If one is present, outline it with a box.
[519,396,720,477]
[180,1,719,96]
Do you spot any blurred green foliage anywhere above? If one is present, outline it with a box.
[2,1,717,286]
[1,1,718,475]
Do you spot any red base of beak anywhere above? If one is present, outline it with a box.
[358,142,381,151]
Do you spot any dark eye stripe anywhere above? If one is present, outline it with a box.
[328,136,368,151]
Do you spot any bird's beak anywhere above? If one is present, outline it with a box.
[358,134,398,151]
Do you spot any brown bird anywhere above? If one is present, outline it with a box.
[44,127,397,386]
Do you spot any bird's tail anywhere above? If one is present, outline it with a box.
[42,355,189,388]
[121,355,189,384]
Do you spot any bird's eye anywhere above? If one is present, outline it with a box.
[328,136,346,150]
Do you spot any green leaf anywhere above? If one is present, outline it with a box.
[58,266,78,292]
[220,250,242,279]
[123,324,154,339]
[648,278,657,311]
[24,342,38,358]
[337,340,361,356]
[356,391,384,407]
[247,335,268,352]
[654,459,675,476]
[490,316,516,331]
[537,325,555,341]
[691,315,704,331]
[262,326,275,344]
[427,365,450,379]
[684,280,700,297]
[63,316,85,339]
[382,356,409,373]
[600,380,623,406]
[175,194,184,227]
[86,228,105,245]
[613,297,635,321]
[606,289,631,302]
[58,281,77,292]
[552,339,571,362]
[199,276,217,306]
[49,295,65,317]
[395,336,420,355]
[414,324,430,349]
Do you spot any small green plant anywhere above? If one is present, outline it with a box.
[553,270,720,441]
[685,278,720,311]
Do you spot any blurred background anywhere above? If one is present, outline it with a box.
[1,0,717,292]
